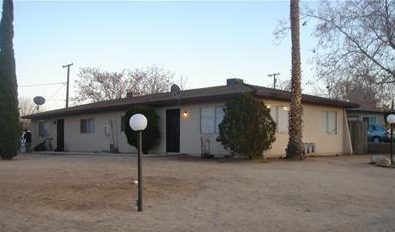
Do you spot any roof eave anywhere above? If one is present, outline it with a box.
[21,92,244,120]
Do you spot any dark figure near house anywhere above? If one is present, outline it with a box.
[23,129,32,153]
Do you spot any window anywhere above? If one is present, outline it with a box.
[80,118,95,134]
[201,108,215,134]
[38,121,50,138]
[214,106,224,133]
[200,106,224,134]
[362,116,378,126]
[320,111,337,135]
[270,106,289,133]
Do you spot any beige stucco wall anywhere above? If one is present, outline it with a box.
[29,99,352,157]
[263,99,350,157]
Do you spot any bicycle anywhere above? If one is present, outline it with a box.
[34,138,54,151]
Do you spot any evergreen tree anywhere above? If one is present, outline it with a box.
[0,0,19,160]
[124,105,160,154]
[217,93,276,159]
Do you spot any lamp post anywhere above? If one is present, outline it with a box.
[129,114,148,212]
[387,113,395,165]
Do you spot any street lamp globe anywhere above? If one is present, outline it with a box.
[387,114,395,124]
[129,114,148,131]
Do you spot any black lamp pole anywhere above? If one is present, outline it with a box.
[391,121,393,165]
[129,113,147,212]
[390,100,394,165]
[137,130,143,212]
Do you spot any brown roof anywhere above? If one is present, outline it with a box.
[22,82,359,120]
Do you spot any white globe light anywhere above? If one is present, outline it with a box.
[387,114,395,124]
[129,114,148,131]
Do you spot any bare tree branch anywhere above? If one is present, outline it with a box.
[298,0,395,109]
[73,65,182,104]
[18,98,37,116]
[306,0,395,85]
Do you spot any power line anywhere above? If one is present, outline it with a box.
[19,82,66,87]
[47,83,66,102]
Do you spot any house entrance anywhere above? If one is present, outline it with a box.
[166,109,180,153]
[56,119,65,151]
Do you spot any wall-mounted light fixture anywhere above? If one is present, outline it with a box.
[182,111,189,118]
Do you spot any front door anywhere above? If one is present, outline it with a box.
[56,119,65,151]
[166,109,180,153]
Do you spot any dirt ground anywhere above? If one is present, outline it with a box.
[1,153,394,232]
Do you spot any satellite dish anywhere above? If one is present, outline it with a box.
[33,96,46,105]
[170,84,181,98]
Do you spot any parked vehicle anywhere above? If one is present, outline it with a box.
[367,124,390,143]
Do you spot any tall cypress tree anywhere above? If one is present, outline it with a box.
[0,0,19,160]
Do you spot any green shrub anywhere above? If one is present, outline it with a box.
[217,93,276,159]
[124,105,160,154]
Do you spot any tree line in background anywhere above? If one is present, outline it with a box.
[275,0,394,110]
[72,0,394,111]
[73,65,187,104]
[307,0,395,110]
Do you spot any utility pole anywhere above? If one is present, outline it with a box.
[62,63,73,108]
[268,73,280,89]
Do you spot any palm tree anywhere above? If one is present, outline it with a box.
[286,0,304,160]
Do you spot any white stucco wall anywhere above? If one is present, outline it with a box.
[29,99,351,158]
[29,119,56,150]
[154,103,229,156]
[30,111,136,153]
[179,102,229,156]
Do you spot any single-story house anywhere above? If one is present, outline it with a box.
[22,78,359,158]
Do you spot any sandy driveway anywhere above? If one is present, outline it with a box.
[1,154,394,232]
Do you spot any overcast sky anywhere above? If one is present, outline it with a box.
[11,0,321,110]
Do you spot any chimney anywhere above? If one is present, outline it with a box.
[227,78,244,85]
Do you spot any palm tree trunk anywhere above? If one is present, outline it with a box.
[286,0,304,160]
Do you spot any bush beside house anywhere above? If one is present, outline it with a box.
[217,93,276,159]
[124,105,160,154]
